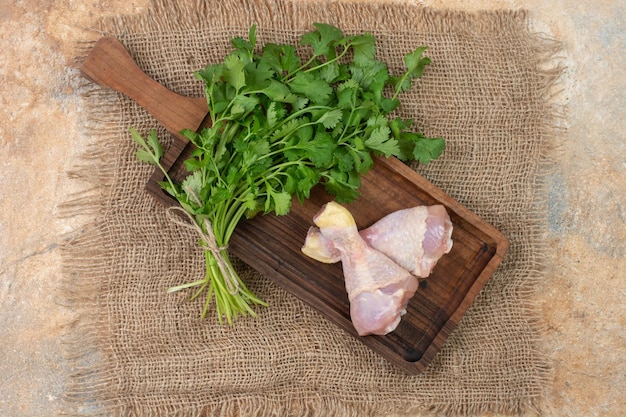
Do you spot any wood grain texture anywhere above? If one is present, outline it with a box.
[80,36,509,374]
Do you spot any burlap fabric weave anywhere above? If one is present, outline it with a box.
[62,0,563,415]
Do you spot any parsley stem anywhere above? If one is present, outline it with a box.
[283,55,317,80]
[268,105,334,135]
[206,84,217,126]
[337,107,357,143]
[391,75,409,102]
[303,44,350,74]
[284,43,351,81]
[153,160,178,198]
[167,278,207,293]
[224,204,248,242]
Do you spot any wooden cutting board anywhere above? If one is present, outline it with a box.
[80,36,509,374]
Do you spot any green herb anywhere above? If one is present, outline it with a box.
[132,23,445,324]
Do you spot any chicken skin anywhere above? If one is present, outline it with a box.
[303,205,453,277]
[311,202,419,336]
[360,205,453,278]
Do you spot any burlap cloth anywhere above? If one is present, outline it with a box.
[62,0,564,415]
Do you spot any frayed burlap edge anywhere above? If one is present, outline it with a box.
[59,0,566,415]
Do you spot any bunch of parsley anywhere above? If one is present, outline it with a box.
[133,23,445,324]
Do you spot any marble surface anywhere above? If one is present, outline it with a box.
[0,0,623,415]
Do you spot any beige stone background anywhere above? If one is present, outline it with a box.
[0,0,624,416]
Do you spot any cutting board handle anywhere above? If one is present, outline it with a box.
[80,36,208,138]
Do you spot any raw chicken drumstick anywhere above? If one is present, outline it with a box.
[361,205,453,277]
[303,205,453,278]
[311,202,419,336]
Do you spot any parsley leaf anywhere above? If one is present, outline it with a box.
[316,108,343,129]
[350,33,376,66]
[261,43,301,77]
[412,134,446,163]
[266,101,285,128]
[300,23,343,57]
[391,46,431,99]
[131,128,166,170]
[261,79,292,101]
[318,61,340,83]
[365,126,400,157]
[299,131,337,168]
[288,72,332,104]
[223,54,246,92]
[230,94,259,117]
